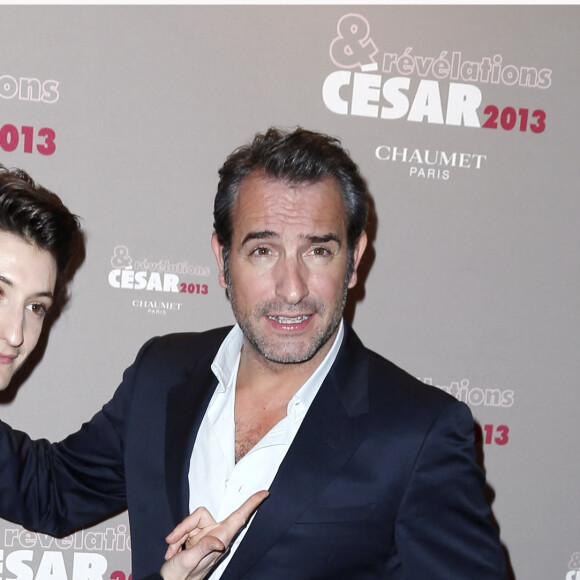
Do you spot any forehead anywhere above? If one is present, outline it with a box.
[232,173,346,238]
[0,230,57,288]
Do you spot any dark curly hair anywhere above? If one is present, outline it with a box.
[0,165,81,281]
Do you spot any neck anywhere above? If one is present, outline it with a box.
[236,329,338,399]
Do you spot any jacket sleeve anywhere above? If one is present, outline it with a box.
[394,401,508,578]
[0,338,157,537]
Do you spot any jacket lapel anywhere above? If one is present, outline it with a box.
[164,351,220,525]
[221,323,370,579]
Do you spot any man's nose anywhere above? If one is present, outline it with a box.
[1,306,25,347]
[274,257,309,304]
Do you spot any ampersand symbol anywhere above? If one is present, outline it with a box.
[330,14,378,69]
[569,553,580,570]
[111,245,132,269]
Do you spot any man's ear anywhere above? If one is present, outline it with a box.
[211,232,228,289]
[347,231,368,289]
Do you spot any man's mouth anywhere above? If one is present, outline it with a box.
[0,353,17,365]
[267,315,310,324]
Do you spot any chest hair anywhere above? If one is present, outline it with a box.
[234,405,286,463]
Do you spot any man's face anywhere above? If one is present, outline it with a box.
[212,172,366,367]
[0,231,57,390]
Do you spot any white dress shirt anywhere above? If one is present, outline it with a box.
[187,321,344,578]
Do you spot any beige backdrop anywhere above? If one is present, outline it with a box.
[0,5,578,580]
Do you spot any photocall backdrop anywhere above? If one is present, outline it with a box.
[0,5,578,580]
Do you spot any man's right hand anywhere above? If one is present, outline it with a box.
[160,490,269,580]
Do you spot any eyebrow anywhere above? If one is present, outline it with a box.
[241,231,342,247]
[241,230,276,246]
[307,234,341,246]
[0,275,54,300]
[33,291,54,301]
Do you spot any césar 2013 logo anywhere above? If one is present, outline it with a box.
[108,246,209,295]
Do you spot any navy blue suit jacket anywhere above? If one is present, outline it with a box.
[0,323,507,579]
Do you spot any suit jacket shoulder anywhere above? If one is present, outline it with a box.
[334,322,463,423]
[131,325,232,383]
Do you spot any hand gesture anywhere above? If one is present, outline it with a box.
[160,490,269,580]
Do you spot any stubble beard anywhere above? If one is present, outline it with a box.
[226,280,349,365]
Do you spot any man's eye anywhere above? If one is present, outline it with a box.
[312,247,331,256]
[26,303,48,317]
[251,247,271,256]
